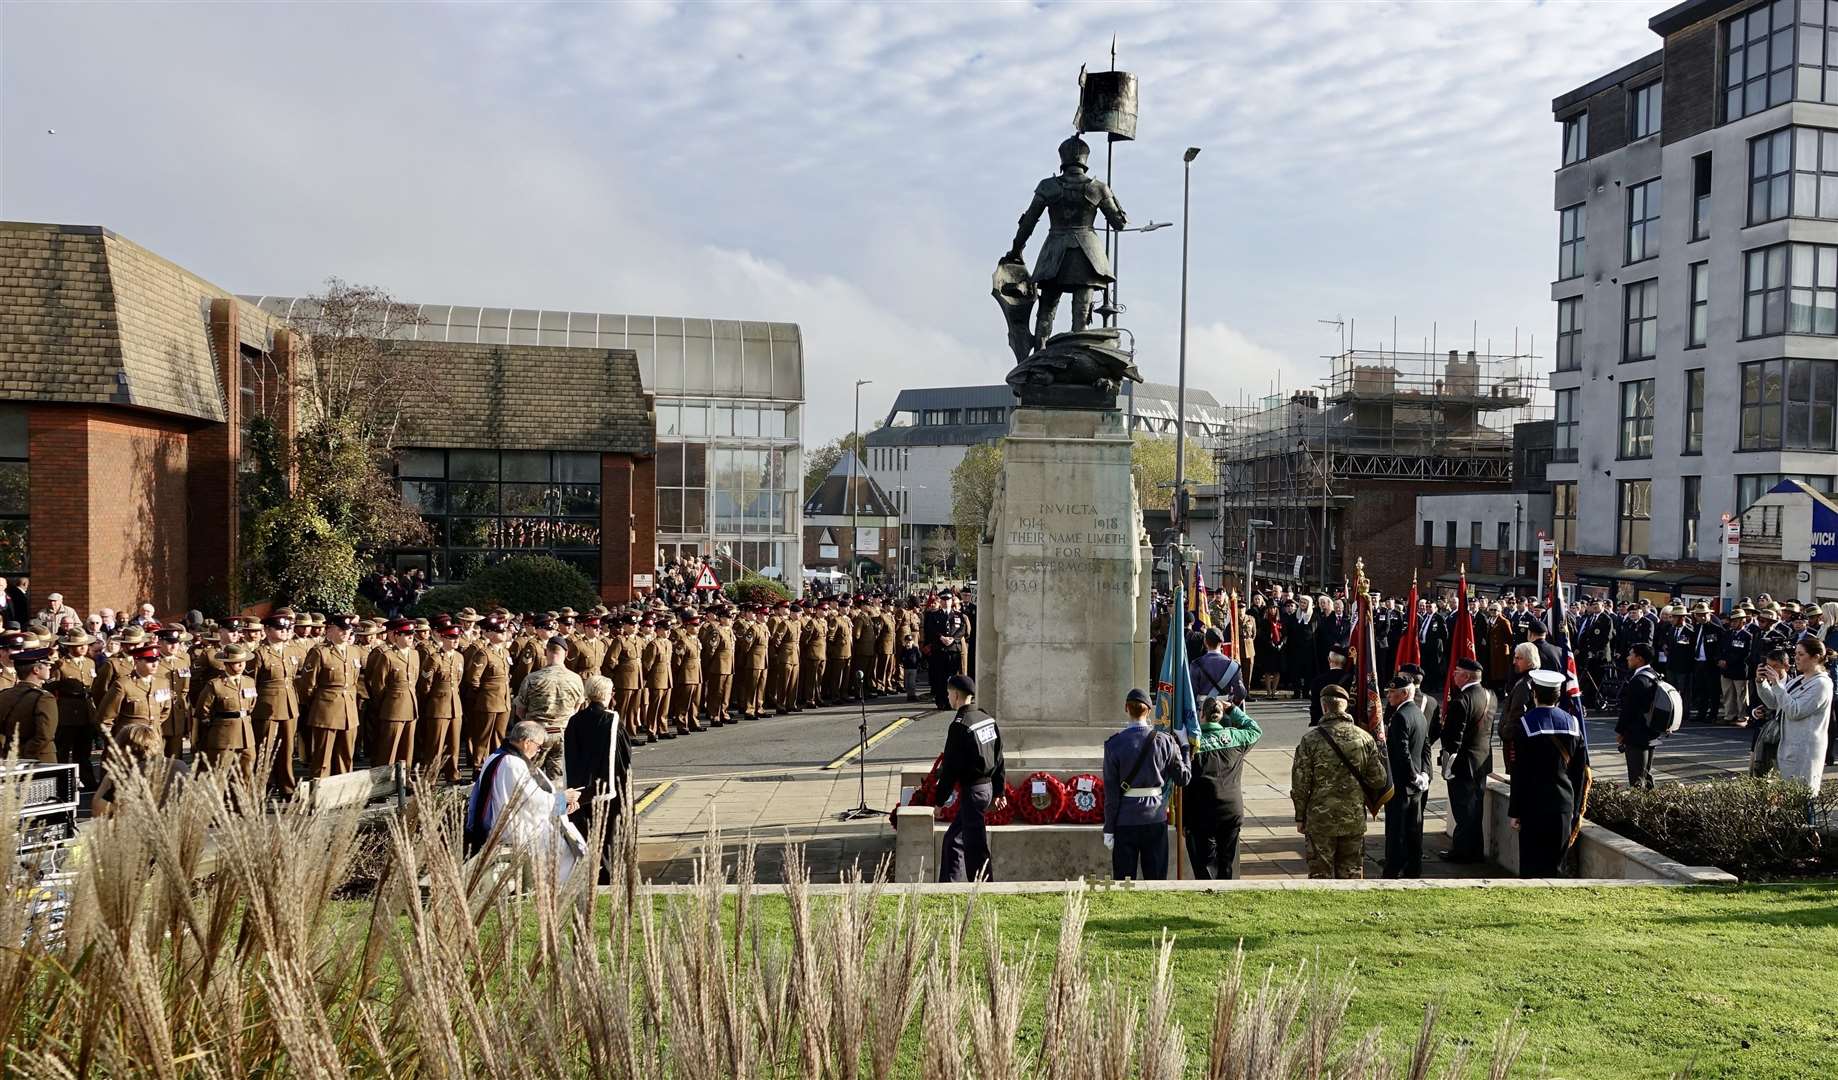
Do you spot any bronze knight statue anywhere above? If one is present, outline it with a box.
[994,133,1142,408]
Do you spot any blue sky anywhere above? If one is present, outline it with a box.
[1,1,1658,443]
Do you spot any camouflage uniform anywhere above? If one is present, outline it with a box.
[1290,713,1391,879]
[514,663,587,732]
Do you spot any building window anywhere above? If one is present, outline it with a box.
[0,406,25,575]
[1620,378,1655,459]
[1421,519,1433,567]
[920,409,959,426]
[1684,368,1705,455]
[1554,387,1579,462]
[1630,81,1663,139]
[1626,178,1662,264]
[964,407,1005,425]
[1681,476,1702,560]
[1741,242,1838,336]
[1444,521,1456,566]
[1497,521,1513,566]
[1725,3,1794,121]
[1693,153,1713,240]
[395,449,604,584]
[1468,521,1482,569]
[1552,481,1578,554]
[1556,297,1583,371]
[1688,262,1710,347]
[1738,471,1838,512]
[1744,358,1838,450]
[1617,479,1652,557]
[1562,112,1588,165]
[1750,129,1792,222]
[1623,279,1659,361]
[1558,205,1586,281]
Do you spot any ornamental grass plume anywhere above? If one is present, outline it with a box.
[3,752,1551,1078]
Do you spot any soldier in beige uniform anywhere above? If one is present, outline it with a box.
[800,606,828,709]
[95,643,172,736]
[641,617,673,742]
[417,624,466,782]
[91,625,145,707]
[670,614,704,733]
[606,615,644,739]
[568,615,609,681]
[250,611,302,797]
[157,627,194,757]
[51,629,100,787]
[735,608,770,722]
[825,601,855,703]
[768,603,799,714]
[299,614,363,778]
[196,643,259,787]
[701,609,735,726]
[461,618,513,770]
[0,645,58,761]
[365,619,422,767]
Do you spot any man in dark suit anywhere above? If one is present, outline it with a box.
[4,577,26,628]
[1687,603,1725,722]
[1656,606,1695,726]
[1576,599,1613,710]
[1375,597,1403,680]
[1418,600,1449,695]
[1615,642,1660,789]
[1382,674,1430,878]
[1438,657,1495,864]
[1526,617,1565,672]
[1307,646,1354,726]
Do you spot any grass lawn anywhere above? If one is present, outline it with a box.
[725,883,1838,1079]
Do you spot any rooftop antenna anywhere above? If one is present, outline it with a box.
[1318,314,1346,355]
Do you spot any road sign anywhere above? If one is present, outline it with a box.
[694,565,720,591]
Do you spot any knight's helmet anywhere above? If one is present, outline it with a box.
[1058,135,1092,171]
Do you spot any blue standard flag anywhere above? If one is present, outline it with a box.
[1156,582,1200,747]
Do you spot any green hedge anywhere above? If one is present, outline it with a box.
[410,556,599,617]
[722,574,792,607]
[1588,776,1838,881]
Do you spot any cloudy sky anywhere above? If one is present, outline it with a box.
[2,1,1656,443]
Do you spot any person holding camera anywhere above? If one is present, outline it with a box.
[1755,638,1833,795]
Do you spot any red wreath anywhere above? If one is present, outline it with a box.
[986,783,1019,825]
[910,755,943,807]
[1063,773,1105,824]
[1016,771,1069,824]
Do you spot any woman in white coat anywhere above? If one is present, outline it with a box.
[1755,638,1833,794]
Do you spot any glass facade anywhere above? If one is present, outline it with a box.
[394,449,603,583]
[245,298,807,586]
[0,406,24,575]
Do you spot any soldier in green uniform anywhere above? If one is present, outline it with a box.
[1290,685,1392,879]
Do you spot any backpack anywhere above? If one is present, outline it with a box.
[1644,674,1684,739]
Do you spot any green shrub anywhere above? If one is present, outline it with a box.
[1588,776,1837,881]
[723,573,792,606]
[410,556,597,617]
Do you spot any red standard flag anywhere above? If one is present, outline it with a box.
[1350,560,1383,740]
[1394,570,1422,672]
[1443,567,1477,703]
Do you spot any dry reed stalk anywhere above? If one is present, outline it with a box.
[1203,943,1247,1080]
[1038,884,1094,1080]
[1137,931,1187,1080]
[967,909,1038,1080]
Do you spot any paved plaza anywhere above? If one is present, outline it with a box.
[629,690,1799,883]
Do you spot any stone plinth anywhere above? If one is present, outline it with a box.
[975,406,1150,761]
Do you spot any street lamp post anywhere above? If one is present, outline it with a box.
[852,379,871,585]
[1172,147,1201,589]
[1113,219,1169,432]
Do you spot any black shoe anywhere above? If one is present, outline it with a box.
[1439,850,1481,864]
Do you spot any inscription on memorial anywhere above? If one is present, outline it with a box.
[1003,501,1134,594]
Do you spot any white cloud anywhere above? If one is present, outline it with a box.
[1,0,1661,441]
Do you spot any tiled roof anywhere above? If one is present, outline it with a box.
[390,339,654,456]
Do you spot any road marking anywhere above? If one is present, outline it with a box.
[632,779,675,814]
[822,716,912,771]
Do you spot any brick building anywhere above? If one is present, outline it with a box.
[0,221,658,614]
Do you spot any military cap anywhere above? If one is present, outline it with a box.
[1456,657,1484,672]
[1528,669,1566,690]
[1397,663,1424,679]
[302,612,326,627]
[558,607,579,619]
[387,618,416,635]
[0,631,27,650]
[131,644,162,662]
[12,646,52,669]
[215,643,254,664]
[326,613,357,630]
[455,608,483,623]
[1386,673,1414,691]
[1757,605,1779,619]
[1691,602,1713,616]
[114,625,150,645]
[584,615,602,627]
[589,605,609,618]
[1782,601,1803,614]
[1320,684,1351,704]
[1525,616,1547,634]
[947,674,976,696]
[261,610,295,628]
[439,624,463,638]
[58,629,93,648]
[412,617,432,632]
[235,615,263,631]
[530,614,555,629]
[640,616,656,628]
[1729,608,1751,620]
[192,626,221,645]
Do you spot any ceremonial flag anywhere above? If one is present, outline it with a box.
[1156,582,1201,747]
[1350,570,1383,740]
[1443,567,1477,703]
[1394,570,1421,671]
[1227,590,1244,661]
[1190,565,1211,627]
[1545,556,1587,722]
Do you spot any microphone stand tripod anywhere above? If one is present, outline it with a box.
[838,670,886,821]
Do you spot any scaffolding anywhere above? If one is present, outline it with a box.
[1212,347,1546,590]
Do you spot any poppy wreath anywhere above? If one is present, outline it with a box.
[910,754,944,806]
[1016,771,1069,824]
[985,783,1020,826]
[1063,773,1105,824]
